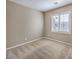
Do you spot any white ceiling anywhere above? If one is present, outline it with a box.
[9,0,72,12]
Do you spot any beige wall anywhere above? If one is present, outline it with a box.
[6,1,44,48]
[44,5,72,43]
[6,0,72,48]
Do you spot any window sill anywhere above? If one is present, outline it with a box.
[51,31,71,35]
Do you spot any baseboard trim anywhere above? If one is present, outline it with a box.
[42,37,72,46]
[6,37,71,50]
[6,37,43,50]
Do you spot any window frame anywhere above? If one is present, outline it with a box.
[50,11,72,34]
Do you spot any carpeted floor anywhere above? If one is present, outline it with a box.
[7,39,71,59]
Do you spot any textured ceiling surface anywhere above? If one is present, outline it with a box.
[9,0,72,12]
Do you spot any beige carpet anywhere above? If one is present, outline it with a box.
[7,39,72,59]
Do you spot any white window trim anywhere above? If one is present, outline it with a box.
[50,11,72,34]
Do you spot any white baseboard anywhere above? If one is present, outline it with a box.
[6,37,43,50]
[42,37,72,46]
[6,37,71,50]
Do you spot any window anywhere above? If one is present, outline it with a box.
[51,12,71,33]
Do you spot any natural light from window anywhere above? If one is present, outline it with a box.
[51,12,71,33]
